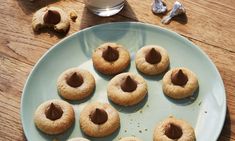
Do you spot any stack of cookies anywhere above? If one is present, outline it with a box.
[34,42,199,141]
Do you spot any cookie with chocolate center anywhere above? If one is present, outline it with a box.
[79,102,120,137]
[162,67,199,99]
[57,68,95,100]
[135,45,170,75]
[92,42,130,75]
[34,99,75,134]
[107,72,148,106]
[153,116,196,141]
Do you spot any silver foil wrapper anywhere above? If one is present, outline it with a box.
[161,1,186,24]
[152,0,167,14]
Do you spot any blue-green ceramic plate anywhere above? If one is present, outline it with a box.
[21,22,226,141]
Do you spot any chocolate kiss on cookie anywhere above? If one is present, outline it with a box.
[102,46,119,62]
[89,108,108,125]
[145,48,162,64]
[121,76,137,92]
[171,69,188,86]
[45,103,63,120]
[66,72,84,87]
[164,123,183,139]
[43,10,61,25]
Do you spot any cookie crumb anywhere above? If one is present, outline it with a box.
[145,128,148,131]
[198,101,202,106]
[204,111,207,113]
[146,104,149,107]
[139,130,142,133]
[125,129,127,132]
[139,110,143,113]
[69,10,77,22]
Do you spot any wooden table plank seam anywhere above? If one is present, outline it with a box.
[188,1,235,19]
[187,36,235,54]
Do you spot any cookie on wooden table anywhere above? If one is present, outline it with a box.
[135,45,170,75]
[34,99,75,135]
[162,67,198,99]
[57,68,95,100]
[107,72,148,106]
[79,102,120,137]
[92,42,130,75]
[32,7,70,33]
[119,137,142,141]
[153,116,196,141]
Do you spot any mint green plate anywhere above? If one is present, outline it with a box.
[21,22,226,141]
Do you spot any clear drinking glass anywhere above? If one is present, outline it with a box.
[84,0,125,17]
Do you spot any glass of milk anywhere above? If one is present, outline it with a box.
[84,0,125,17]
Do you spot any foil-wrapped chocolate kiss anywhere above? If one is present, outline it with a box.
[161,1,186,24]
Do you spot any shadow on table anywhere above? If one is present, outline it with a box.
[118,1,138,21]
[33,28,69,39]
[171,13,188,25]
[21,131,27,140]
[218,107,232,141]
[17,0,58,14]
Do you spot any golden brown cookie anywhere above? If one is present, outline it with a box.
[107,72,148,106]
[135,45,170,75]
[32,7,70,33]
[79,102,120,137]
[34,99,75,135]
[92,42,130,75]
[119,137,142,141]
[153,117,196,141]
[57,68,95,100]
[162,67,198,99]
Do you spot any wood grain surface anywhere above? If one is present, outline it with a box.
[0,0,234,140]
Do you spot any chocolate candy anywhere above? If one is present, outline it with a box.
[161,1,186,24]
[145,48,162,64]
[66,72,84,88]
[171,69,188,86]
[102,46,119,62]
[89,108,108,125]
[152,0,167,14]
[121,76,137,92]
[43,10,61,25]
[164,123,183,139]
[45,103,63,121]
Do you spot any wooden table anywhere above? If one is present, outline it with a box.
[0,0,234,140]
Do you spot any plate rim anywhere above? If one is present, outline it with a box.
[20,22,226,141]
